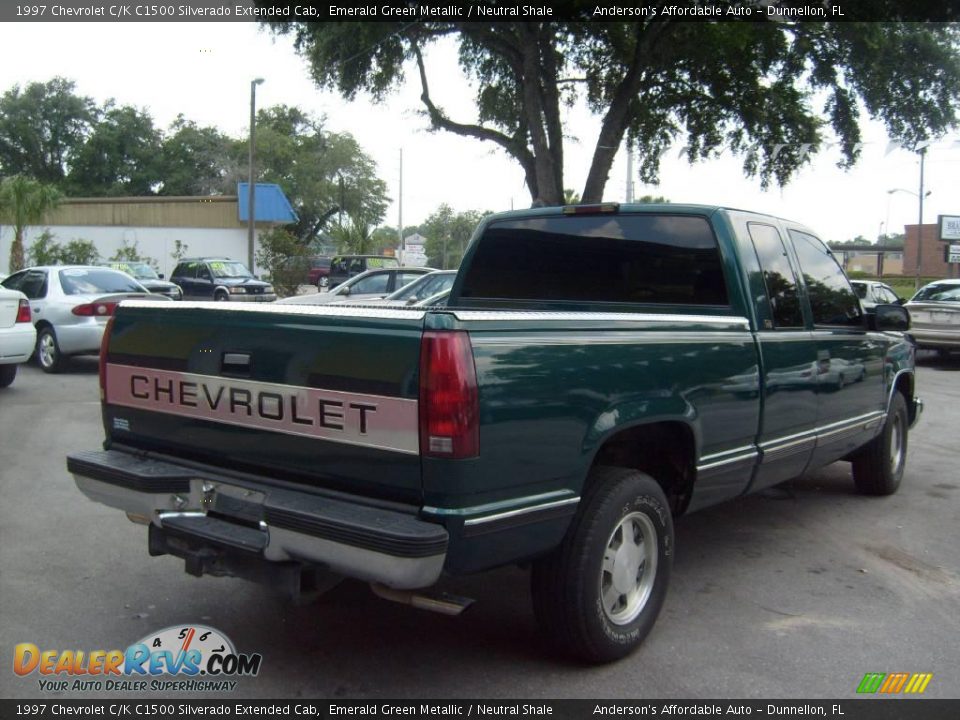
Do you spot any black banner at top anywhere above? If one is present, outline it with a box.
[3,700,960,720]
[2,1,958,23]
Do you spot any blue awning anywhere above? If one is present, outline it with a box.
[237,183,298,224]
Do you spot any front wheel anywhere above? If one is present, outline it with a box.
[531,467,673,663]
[213,290,229,302]
[36,327,64,374]
[852,392,908,496]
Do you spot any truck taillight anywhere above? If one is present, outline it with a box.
[16,299,31,323]
[419,331,479,459]
[99,318,114,403]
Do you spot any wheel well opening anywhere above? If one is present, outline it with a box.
[590,422,695,515]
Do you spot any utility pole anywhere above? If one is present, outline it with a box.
[397,148,404,266]
[626,148,634,203]
[247,77,264,273]
[915,147,926,290]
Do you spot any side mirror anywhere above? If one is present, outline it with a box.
[157,273,165,279]
[340,286,351,296]
[869,304,910,331]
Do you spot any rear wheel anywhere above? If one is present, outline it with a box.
[36,327,63,374]
[852,392,908,496]
[0,364,16,388]
[531,466,673,663]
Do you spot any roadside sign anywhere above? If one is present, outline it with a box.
[949,244,960,264]
[939,215,960,241]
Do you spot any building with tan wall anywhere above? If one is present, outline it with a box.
[0,186,295,278]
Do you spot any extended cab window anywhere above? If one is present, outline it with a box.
[747,223,803,328]
[458,214,727,306]
[789,230,863,327]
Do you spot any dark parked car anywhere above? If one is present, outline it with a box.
[170,258,276,302]
[327,255,399,289]
[307,256,332,288]
[107,261,182,300]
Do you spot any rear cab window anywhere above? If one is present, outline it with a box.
[456,213,729,310]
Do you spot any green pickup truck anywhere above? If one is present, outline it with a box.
[68,204,921,663]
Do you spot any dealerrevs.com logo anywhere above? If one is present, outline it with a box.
[14,625,262,692]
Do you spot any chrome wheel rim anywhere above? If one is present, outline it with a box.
[600,511,658,625]
[38,333,56,368]
[890,413,905,477]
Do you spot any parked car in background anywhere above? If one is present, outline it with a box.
[307,256,332,289]
[0,266,160,373]
[0,288,36,388]
[170,258,276,302]
[327,255,400,289]
[905,278,960,355]
[277,267,434,306]
[413,289,451,307]
[341,270,457,306]
[850,280,902,311]
[106,261,182,300]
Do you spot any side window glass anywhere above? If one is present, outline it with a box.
[789,230,863,327]
[197,264,212,281]
[352,273,390,295]
[1,271,26,291]
[20,271,49,299]
[747,223,804,328]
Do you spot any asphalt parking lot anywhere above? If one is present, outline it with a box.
[1,353,958,700]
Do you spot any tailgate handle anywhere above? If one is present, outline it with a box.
[222,352,251,377]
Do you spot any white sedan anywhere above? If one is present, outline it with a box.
[1,266,161,373]
[277,267,435,306]
[0,288,37,388]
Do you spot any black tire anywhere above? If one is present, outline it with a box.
[852,392,908,496]
[36,326,63,374]
[531,466,673,663]
[0,363,16,388]
[213,290,229,302]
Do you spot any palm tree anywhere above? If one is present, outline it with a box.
[0,175,62,272]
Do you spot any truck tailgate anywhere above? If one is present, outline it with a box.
[102,301,426,504]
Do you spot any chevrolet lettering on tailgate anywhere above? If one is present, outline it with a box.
[106,363,419,454]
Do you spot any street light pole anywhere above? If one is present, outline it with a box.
[916,147,926,290]
[248,77,264,273]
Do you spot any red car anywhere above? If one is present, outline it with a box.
[306,257,332,288]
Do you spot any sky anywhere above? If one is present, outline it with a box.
[0,20,958,244]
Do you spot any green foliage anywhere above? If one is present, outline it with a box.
[67,103,162,196]
[330,214,374,255]
[846,270,871,279]
[28,230,62,266]
[0,77,96,183]
[171,239,189,263]
[419,205,487,270]
[59,239,100,265]
[110,238,156,268]
[255,227,308,298]
[0,80,390,223]
[637,195,669,203]
[264,17,960,204]
[0,175,62,271]
[158,115,233,196]
[236,106,390,242]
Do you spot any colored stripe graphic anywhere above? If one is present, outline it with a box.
[857,672,933,694]
[904,673,934,694]
[880,672,909,693]
[857,673,885,693]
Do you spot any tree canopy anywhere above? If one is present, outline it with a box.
[0,79,390,245]
[263,13,960,205]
